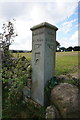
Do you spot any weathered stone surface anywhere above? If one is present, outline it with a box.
[27,65,32,73]
[57,75,69,80]
[70,73,79,79]
[51,83,79,118]
[56,74,80,88]
[45,105,60,118]
[27,79,32,88]
[23,86,31,98]
[57,74,79,81]
[31,22,58,106]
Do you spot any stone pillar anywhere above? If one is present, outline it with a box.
[30,22,58,106]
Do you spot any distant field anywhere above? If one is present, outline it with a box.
[56,51,79,75]
[12,52,32,61]
[12,51,79,75]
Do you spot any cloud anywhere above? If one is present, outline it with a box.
[0,0,79,2]
[59,30,78,48]
[0,1,78,50]
[0,3,32,19]
[59,19,77,34]
[9,20,32,50]
[29,2,78,25]
[9,38,32,50]
[70,30,78,41]
[0,2,78,23]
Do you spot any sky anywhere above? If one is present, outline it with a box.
[0,0,79,50]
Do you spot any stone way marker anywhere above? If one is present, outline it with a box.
[30,22,58,106]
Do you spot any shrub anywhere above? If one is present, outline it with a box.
[2,53,32,111]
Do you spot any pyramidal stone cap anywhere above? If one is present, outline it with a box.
[30,22,58,31]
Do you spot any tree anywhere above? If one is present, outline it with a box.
[56,41,60,51]
[73,46,80,51]
[66,46,73,51]
[0,20,17,59]
[59,47,66,52]
[0,20,17,51]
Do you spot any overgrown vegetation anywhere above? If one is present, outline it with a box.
[2,53,45,118]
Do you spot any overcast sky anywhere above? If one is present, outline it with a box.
[0,0,79,50]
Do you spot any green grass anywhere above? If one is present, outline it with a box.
[12,51,79,76]
[56,51,78,75]
[12,52,32,61]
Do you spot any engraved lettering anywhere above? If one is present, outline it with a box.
[35,52,40,64]
[33,30,44,36]
[34,44,41,50]
[47,31,54,35]
[36,39,43,42]
[47,43,54,50]
[46,39,54,43]
[33,39,43,44]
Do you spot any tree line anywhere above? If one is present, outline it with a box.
[56,41,80,52]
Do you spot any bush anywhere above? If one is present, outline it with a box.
[2,53,32,114]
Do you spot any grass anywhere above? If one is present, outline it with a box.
[12,52,32,61]
[12,51,79,76]
[56,51,79,75]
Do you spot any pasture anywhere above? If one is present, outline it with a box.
[12,51,79,76]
